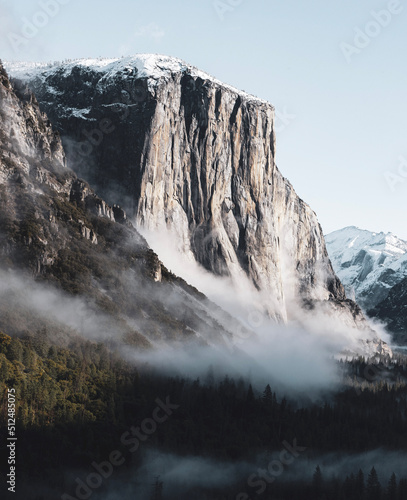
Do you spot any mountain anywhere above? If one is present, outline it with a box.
[0,61,247,349]
[6,55,354,323]
[368,276,407,344]
[2,59,401,499]
[325,226,407,312]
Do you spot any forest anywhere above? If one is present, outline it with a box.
[1,329,407,499]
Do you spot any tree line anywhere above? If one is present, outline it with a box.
[1,330,407,499]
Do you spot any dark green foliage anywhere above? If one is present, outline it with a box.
[1,335,407,499]
[0,332,130,428]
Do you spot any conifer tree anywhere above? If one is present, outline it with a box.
[246,384,254,403]
[312,465,323,498]
[366,467,381,500]
[387,473,397,500]
[356,469,365,499]
[262,384,273,406]
[397,478,407,500]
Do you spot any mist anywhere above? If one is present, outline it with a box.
[0,264,342,397]
[0,268,123,343]
[140,226,386,349]
[117,225,390,395]
[69,447,407,500]
[122,327,342,397]
[0,215,390,399]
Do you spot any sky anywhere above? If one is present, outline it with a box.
[0,0,406,238]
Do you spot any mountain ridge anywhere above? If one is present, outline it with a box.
[368,275,407,344]
[326,226,407,312]
[5,54,271,105]
[5,54,352,325]
[2,56,393,357]
[0,60,248,349]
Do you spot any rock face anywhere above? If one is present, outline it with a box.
[326,226,407,311]
[7,56,348,321]
[368,277,407,344]
[0,61,245,348]
[0,64,65,176]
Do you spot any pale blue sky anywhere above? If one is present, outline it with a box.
[1,0,406,238]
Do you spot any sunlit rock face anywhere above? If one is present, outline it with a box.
[6,56,348,322]
[0,61,248,348]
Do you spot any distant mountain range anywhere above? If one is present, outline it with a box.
[369,277,407,345]
[326,226,407,343]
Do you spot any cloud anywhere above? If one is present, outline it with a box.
[140,227,385,347]
[105,225,395,397]
[86,448,407,500]
[124,331,342,399]
[0,268,125,344]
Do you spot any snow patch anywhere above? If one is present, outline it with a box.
[326,226,407,310]
[4,54,271,106]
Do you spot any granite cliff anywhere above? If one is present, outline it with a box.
[0,61,245,348]
[7,56,350,323]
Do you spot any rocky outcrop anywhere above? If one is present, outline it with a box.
[368,276,407,345]
[0,65,125,274]
[0,61,246,348]
[0,65,65,170]
[7,56,349,321]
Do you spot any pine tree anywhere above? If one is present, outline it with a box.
[366,467,381,500]
[387,473,397,500]
[8,339,23,362]
[262,384,273,406]
[343,473,356,499]
[0,332,12,354]
[397,478,407,500]
[343,475,352,497]
[312,465,323,498]
[356,469,365,499]
[205,365,215,387]
[246,384,255,403]
[151,476,163,500]
[0,359,9,381]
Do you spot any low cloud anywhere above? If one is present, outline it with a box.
[0,268,121,343]
[84,448,407,500]
[135,227,388,392]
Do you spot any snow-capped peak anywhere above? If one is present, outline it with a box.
[4,54,270,106]
[326,226,407,259]
[325,226,407,310]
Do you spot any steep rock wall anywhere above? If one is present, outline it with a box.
[7,57,346,320]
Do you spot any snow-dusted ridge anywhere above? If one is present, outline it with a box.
[326,226,407,311]
[2,57,393,355]
[4,54,271,106]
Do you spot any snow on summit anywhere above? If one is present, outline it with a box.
[4,55,270,105]
[326,226,407,311]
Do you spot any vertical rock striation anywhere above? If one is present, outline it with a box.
[6,56,347,321]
